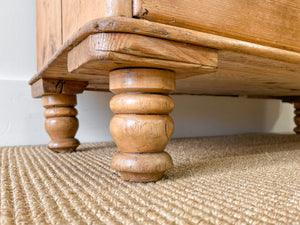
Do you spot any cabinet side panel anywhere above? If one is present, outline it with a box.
[62,0,132,42]
[133,0,300,53]
[36,0,62,70]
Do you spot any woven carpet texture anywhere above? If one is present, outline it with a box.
[1,134,300,225]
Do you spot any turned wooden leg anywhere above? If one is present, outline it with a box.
[109,68,175,182]
[294,103,300,134]
[42,94,80,153]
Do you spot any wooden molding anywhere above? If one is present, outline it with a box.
[67,33,218,79]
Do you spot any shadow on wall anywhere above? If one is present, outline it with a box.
[76,91,294,143]
[171,95,293,138]
[77,91,114,143]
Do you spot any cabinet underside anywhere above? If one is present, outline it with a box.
[31,17,300,98]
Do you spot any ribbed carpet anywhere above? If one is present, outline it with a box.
[1,134,300,225]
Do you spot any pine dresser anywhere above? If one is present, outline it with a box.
[30,0,300,182]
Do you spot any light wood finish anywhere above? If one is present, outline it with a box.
[36,0,132,70]
[110,94,174,114]
[36,0,62,70]
[294,103,300,134]
[62,0,132,41]
[68,32,300,97]
[42,94,80,153]
[33,79,87,152]
[32,5,300,182]
[175,51,300,96]
[111,152,173,182]
[31,17,300,81]
[31,78,87,98]
[68,33,217,79]
[30,17,300,98]
[109,69,176,94]
[133,0,300,53]
[67,48,300,97]
[109,69,175,182]
[110,114,174,153]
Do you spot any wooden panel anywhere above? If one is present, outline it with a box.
[36,0,62,70]
[133,0,300,53]
[62,0,132,41]
[175,50,300,96]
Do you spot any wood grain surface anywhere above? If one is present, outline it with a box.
[109,68,176,94]
[31,79,87,98]
[62,0,132,41]
[31,17,300,98]
[111,151,173,182]
[37,0,132,70]
[175,51,300,96]
[110,94,174,114]
[42,94,80,153]
[36,0,62,70]
[109,68,175,182]
[68,33,217,79]
[133,0,300,53]
[110,114,174,153]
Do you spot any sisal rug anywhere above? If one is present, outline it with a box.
[1,133,300,225]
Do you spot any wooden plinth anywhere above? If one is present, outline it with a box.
[109,68,175,182]
[42,94,80,153]
[294,103,300,134]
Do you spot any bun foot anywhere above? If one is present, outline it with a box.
[47,138,80,153]
[109,68,175,182]
[111,151,173,182]
[42,94,80,153]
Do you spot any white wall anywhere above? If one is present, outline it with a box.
[0,0,37,80]
[0,0,295,146]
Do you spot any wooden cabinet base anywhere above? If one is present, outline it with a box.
[32,1,300,182]
[109,68,175,182]
[42,94,80,153]
[294,103,300,134]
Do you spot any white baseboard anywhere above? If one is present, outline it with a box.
[0,79,295,146]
